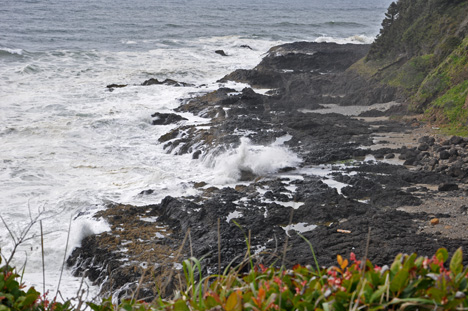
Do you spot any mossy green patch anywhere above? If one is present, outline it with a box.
[425,79,468,135]
[412,71,451,108]
[348,58,385,78]
[411,36,468,111]
[384,54,435,95]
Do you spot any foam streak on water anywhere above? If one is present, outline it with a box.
[0,0,394,301]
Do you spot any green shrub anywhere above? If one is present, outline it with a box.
[3,247,468,310]
[0,257,72,311]
[161,248,468,311]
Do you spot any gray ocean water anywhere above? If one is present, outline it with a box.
[0,0,394,301]
[1,0,392,51]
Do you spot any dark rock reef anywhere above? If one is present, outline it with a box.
[151,112,187,125]
[220,42,375,109]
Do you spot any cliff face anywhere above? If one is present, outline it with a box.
[351,0,468,134]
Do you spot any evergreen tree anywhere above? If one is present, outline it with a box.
[382,1,399,29]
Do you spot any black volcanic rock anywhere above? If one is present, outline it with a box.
[256,42,370,73]
[151,112,187,125]
[142,78,194,87]
[438,183,459,191]
[106,83,127,89]
[220,42,372,108]
[215,50,228,56]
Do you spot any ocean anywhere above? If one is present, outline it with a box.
[0,0,394,301]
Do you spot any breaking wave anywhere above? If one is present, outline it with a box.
[0,47,24,57]
[314,34,375,44]
[210,137,302,184]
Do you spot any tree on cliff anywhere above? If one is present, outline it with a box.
[367,0,466,61]
[382,2,399,29]
[367,1,403,59]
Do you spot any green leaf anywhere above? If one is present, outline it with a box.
[182,259,194,288]
[367,270,381,287]
[370,284,388,303]
[120,302,133,311]
[3,294,14,303]
[450,247,463,275]
[17,293,39,309]
[403,253,417,271]
[334,291,349,302]
[436,248,449,263]
[296,301,316,311]
[204,296,218,309]
[331,300,346,311]
[427,287,445,303]
[364,283,374,301]
[390,254,403,275]
[173,299,190,311]
[87,302,106,311]
[390,269,409,293]
[458,275,467,290]
[414,256,424,268]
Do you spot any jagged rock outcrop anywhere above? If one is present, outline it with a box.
[398,135,468,181]
[142,78,194,87]
[220,42,374,108]
[151,112,187,125]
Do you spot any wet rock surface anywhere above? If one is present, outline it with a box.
[215,50,228,56]
[218,41,398,108]
[151,112,187,125]
[69,42,468,301]
[398,135,468,181]
[106,84,128,92]
[142,78,194,87]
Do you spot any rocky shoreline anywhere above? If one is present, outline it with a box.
[68,42,468,302]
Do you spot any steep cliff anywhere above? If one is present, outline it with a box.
[351,0,468,134]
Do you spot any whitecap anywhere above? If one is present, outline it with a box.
[0,47,24,56]
[314,34,375,44]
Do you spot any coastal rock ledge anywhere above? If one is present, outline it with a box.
[68,40,468,301]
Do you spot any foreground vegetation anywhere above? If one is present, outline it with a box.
[2,247,468,310]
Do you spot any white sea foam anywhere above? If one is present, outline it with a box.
[282,222,317,236]
[314,34,375,44]
[0,47,24,55]
[208,137,302,184]
[68,214,112,257]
